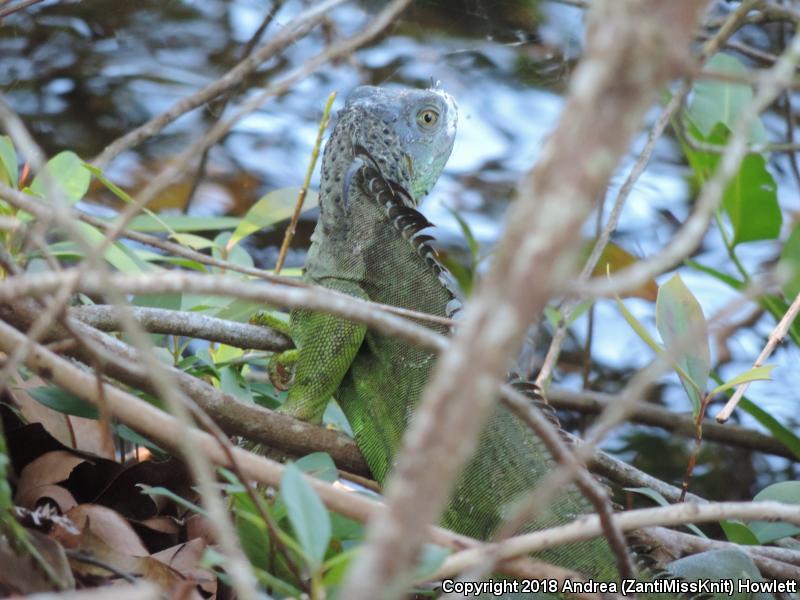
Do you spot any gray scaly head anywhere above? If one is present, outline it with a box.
[322,85,458,211]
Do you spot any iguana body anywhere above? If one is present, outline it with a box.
[277,86,730,598]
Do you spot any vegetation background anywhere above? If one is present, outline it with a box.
[0,0,799,598]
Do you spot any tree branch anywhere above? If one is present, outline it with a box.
[0,298,370,477]
[91,0,346,168]
[339,2,712,597]
[71,305,292,352]
[548,387,795,459]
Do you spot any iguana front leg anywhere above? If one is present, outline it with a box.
[278,280,368,424]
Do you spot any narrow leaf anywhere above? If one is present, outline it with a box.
[656,274,710,414]
[709,365,775,397]
[613,296,664,356]
[227,187,319,251]
[125,214,241,233]
[778,221,800,299]
[0,135,17,188]
[626,487,706,537]
[280,463,331,569]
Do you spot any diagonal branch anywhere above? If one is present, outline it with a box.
[339,2,712,597]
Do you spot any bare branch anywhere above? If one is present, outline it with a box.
[340,2,712,597]
[91,0,346,168]
[716,289,800,422]
[0,0,47,21]
[0,298,370,476]
[0,269,447,353]
[432,500,800,580]
[0,180,453,328]
[636,527,800,581]
[71,305,292,352]
[549,387,795,458]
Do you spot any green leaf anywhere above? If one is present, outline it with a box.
[30,151,91,204]
[114,424,165,454]
[778,221,800,300]
[138,485,208,517]
[280,463,331,569]
[614,296,664,356]
[124,214,241,233]
[735,394,800,461]
[171,232,217,250]
[213,231,253,272]
[625,487,705,537]
[26,386,98,419]
[656,274,709,414]
[446,207,479,271]
[709,365,775,397]
[322,546,360,587]
[227,187,319,251]
[683,123,781,245]
[749,481,800,543]
[687,53,768,143]
[719,520,759,545]
[76,221,152,273]
[666,549,769,600]
[294,453,338,483]
[0,135,18,188]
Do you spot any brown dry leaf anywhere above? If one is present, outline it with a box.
[9,378,74,449]
[0,529,74,594]
[139,516,181,535]
[16,483,78,513]
[583,240,659,301]
[69,415,116,460]
[185,514,216,545]
[153,538,215,596]
[16,451,86,506]
[60,504,149,556]
[168,579,209,600]
[67,529,180,588]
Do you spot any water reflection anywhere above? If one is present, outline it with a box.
[2,0,797,493]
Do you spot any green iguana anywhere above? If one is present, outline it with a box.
[267,85,765,599]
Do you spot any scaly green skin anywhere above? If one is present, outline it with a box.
[277,86,698,598]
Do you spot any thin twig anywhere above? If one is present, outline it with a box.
[91,0,345,169]
[274,91,336,274]
[576,29,800,300]
[716,290,800,422]
[0,181,454,328]
[0,269,447,353]
[535,0,759,391]
[0,0,46,20]
[183,0,287,212]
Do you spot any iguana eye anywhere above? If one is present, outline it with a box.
[417,108,439,129]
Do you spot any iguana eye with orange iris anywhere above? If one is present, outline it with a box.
[417,108,439,129]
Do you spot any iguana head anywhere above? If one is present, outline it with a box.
[330,85,457,203]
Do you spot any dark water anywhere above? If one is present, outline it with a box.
[2,0,798,498]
